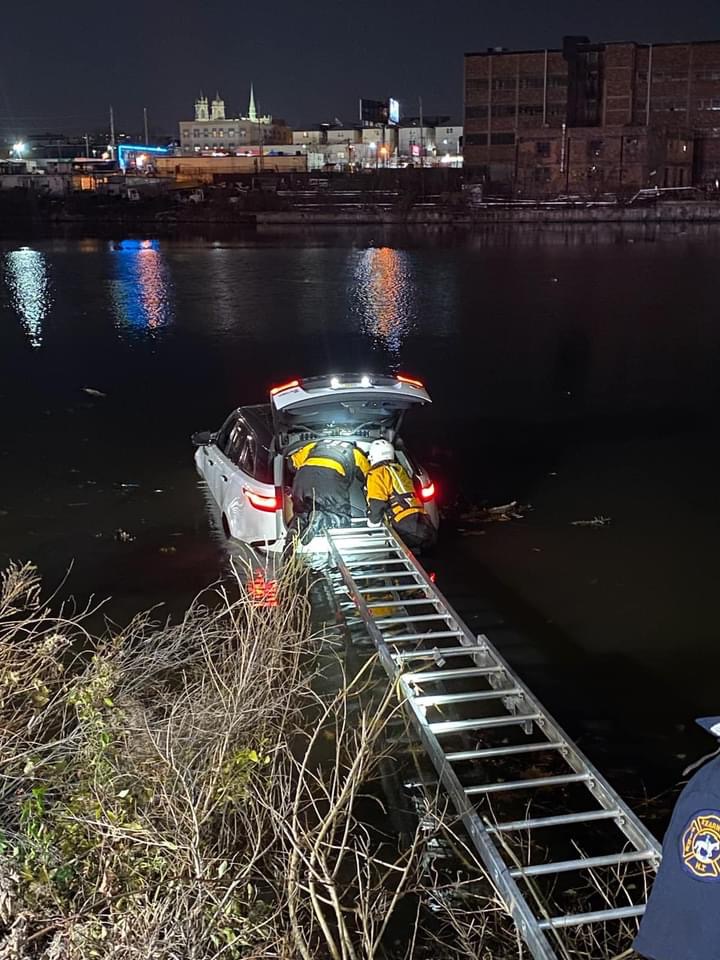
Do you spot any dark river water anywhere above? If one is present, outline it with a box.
[2,224,719,815]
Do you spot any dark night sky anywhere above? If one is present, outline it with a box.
[1,0,719,139]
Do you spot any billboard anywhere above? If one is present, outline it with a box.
[359,97,399,125]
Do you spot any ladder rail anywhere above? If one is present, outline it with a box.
[327,530,560,960]
[369,527,661,862]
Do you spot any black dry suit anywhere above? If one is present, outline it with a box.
[287,440,369,544]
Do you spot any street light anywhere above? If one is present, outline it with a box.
[12,141,26,158]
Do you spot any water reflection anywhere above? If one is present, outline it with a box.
[350,247,416,356]
[110,239,173,334]
[3,247,52,348]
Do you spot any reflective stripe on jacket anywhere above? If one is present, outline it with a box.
[366,461,423,524]
[291,441,369,480]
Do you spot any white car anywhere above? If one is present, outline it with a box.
[192,372,439,550]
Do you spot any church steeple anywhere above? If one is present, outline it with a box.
[248,83,257,122]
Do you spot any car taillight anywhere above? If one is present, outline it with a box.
[270,378,300,397]
[396,374,424,389]
[245,488,279,512]
[419,481,436,502]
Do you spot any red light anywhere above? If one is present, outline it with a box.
[270,378,300,397]
[245,488,279,512]
[247,570,278,606]
[419,481,435,502]
[396,374,424,389]
[429,571,437,583]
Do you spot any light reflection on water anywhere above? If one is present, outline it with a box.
[3,247,52,348]
[110,239,173,335]
[350,247,416,358]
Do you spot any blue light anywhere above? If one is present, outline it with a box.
[117,143,170,170]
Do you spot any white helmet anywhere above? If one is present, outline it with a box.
[369,439,395,466]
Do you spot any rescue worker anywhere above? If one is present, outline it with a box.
[365,439,436,552]
[634,715,720,960]
[285,439,369,548]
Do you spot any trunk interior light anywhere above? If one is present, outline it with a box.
[397,374,424,389]
[245,488,279,512]
[419,481,436,502]
[270,379,300,397]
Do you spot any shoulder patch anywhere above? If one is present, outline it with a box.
[681,810,720,881]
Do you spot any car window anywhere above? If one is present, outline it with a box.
[237,435,256,475]
[224,423,249,465]
[216,415,237,453]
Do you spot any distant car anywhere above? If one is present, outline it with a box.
[192,373,439,550]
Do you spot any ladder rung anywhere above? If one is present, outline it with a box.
[350,572,421,581]
[368,599,440,608]
[358,585,431,595]
[431,714,542,735]
[448,741,565,762]
[403,665,503,680]
[511,850,655,879]
[337,546,399,555]
[387,630,465,643]
[488,808,622,834]
[344,559,412,568]
[392,633,487,660]
[538,904,646,931]
[375,614,451,626]
[413,687,522,707]
[465,772,590,795]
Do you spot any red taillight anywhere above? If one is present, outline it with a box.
[397,374,424,389]
[245,488,279,512]
[419,481,435,502]
[270,378,300,397]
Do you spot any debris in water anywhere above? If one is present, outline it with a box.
[571,516,611,527]
[82,387,107,398]
[459,501,529,527]
[114,529,135,543]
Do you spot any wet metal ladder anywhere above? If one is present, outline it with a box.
[326,523,661,960]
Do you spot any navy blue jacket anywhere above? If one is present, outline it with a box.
[634,753,720,960]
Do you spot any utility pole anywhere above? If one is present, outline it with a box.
[84,134,90,158]
[143,107,149,145]
[109,105,116,160]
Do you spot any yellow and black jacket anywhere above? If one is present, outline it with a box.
[291,440,369,483]
[366,460,423,525]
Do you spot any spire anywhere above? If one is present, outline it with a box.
[248,83,257,122]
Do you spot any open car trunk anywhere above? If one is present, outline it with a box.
[270,374,432,541]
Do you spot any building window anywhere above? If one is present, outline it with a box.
[588,139,604,158]
[519,104,544,117]
[227,128,235,136]
[490,132,515,145]
[534,167,552,184]
[465,133,488,146]
[536,141,551,157]
[696,68,720,81]
[491,77,516,91]
[466,106,488,119]
[547,74,567,87]
[467,79,489,92]
[698,98,720,111]
[193,129,200,138]
[491,104,516,118]
[519,76,545,89]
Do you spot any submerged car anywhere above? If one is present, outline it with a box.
[191,372,439,549]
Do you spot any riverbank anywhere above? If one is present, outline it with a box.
[5,192,720,229]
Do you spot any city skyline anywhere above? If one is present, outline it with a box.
[2,0,720,138]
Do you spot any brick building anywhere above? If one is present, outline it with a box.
[465,37,720,195]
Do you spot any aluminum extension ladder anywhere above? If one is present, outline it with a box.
[325,522,662,960]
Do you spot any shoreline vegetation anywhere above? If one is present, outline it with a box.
[0,560,518,960]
